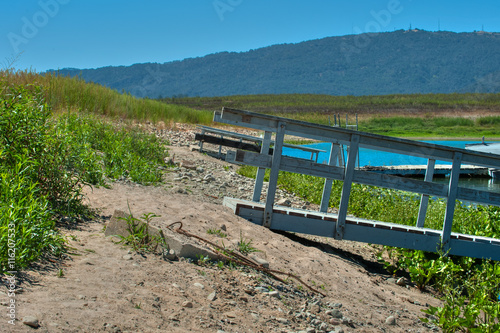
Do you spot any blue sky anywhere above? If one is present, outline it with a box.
[2,0,499,72]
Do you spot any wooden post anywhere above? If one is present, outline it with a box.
[253,131,272,202]
[335,135,359,239]
[442,152,462,253]
[263,122,286,228]
[320,143,340,213]
[199,128,205,152]
[416,159,436,228]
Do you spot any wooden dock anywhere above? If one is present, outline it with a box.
[360,164,489,177]
[214,107,500,261]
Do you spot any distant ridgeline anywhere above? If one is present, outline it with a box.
[49,30,500,98]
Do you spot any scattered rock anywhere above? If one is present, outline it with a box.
[250,254,269,268]
[268,290,280,299]
[329,318,342,325]
[182,301,193,308]
[163,249,177,261]
[180,160,197,170]
[123,254,133,260]
[330,309,343,319]
[194,282,205,289]
[386,315,397,325]
[224,311,237,318]
[396,277,406,286]
[22,316,40,328]
[207,291,217,302]
[219,224,227,231]
[276,198,292,207]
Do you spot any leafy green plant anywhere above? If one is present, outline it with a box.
[116,209,166,254]
[237,232,260,255]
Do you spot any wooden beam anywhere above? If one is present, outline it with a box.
[263,122,286,228]
[336,134,360,240]
[416,159,436,228]
[253,131,272,202]
[320,143,340,213]
[442,152,462,253]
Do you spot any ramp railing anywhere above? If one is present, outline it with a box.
[215,107,500,260]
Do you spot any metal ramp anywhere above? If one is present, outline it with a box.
[215,107,500,261]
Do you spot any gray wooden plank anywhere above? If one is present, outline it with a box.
[253,131,272,202]
[441,153,462,253]
[264,122,286,228]
[336,135,360,240]
[320,143,340,213]
[417,159,436,228]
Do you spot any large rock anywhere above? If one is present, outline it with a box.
[105,210,221,261]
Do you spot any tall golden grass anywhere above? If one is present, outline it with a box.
[0,69,213,125]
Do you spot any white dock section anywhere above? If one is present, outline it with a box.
[360,164,489,177]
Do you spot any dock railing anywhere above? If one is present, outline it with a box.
[215,107,500,261]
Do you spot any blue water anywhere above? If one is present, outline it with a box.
[283,140,483,167]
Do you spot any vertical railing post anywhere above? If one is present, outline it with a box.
[199,128,205,152]
[442,152,462,253]
[320,143,340,213]
[263,122,286,228]
[416,159,436,228]
[335,135,359,239]
[252,131,272,202]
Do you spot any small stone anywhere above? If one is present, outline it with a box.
[239,296,248,302]
[387,277,397,284]
[329,318,341,325]
[164,249,177,261]
[182,301,193,308]
[268,290,280,298]
[396,277,406,286]
[385,315,396,325]
[196,166,204,173]
[330,309,343,319]
[310,304,320,313]
[276,317,289,324]
[276,198,292,207]
[224,311,237,318]
[194,283,205,289]
[319,322,328,331]
[250,255,270,268]
[219,224,227,231]
[254,287,267,293]
[23,316,40,328]
[207,291,217,302]
[77,295,86,300]
[332,327,345,333]
[123,254,133,260]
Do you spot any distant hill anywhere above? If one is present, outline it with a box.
[50,30,500,98]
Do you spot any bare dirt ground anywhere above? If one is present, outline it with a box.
[3,125,443,333]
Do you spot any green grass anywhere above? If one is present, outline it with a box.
[0,77,172,273]
[161,92,500,113]
[162,93,500,138]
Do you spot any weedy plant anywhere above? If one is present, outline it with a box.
[116,209,166,254]
[237,231,260,255]
[206,228,227,238]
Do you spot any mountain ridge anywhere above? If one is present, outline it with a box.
[50,29,500,98]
